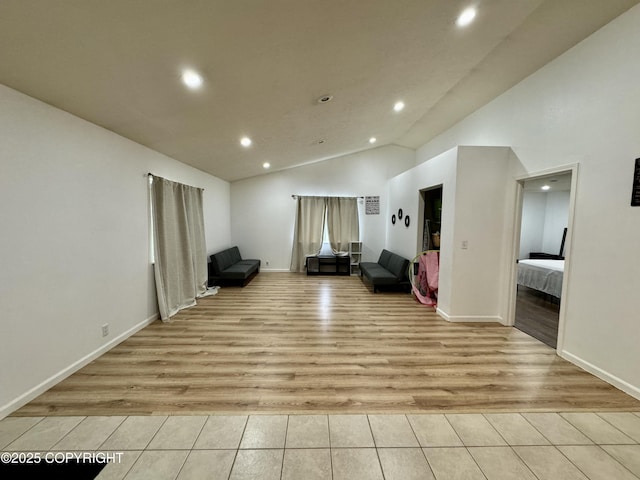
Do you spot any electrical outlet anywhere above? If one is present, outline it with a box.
[101,324,109,337]
[461,240,469,250]
[266,261,270,266]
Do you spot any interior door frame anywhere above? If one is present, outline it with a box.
[505,163,579,353]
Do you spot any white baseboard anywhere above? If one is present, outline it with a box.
[0,313,159,420]
[261,268,292,272]
[560,350,640,401]
[436,308,505,324]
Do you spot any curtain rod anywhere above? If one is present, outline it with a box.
[147,173,204,191]
[291,195,364,199]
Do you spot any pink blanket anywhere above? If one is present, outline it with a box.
[412,251,439,306]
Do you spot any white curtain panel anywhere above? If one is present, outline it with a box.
[290,196,327,272]
[326,196,359,255]
[151,176,208,321]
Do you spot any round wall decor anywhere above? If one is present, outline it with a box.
[391,214,396,225]
[404,215,410,227]
[398,208,403,219]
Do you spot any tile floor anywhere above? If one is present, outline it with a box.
[1,412,640,479]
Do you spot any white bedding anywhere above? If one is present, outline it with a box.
[517,259,564,298]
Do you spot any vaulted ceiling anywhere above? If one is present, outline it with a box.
[1,0,637,181]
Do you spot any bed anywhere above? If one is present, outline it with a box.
[517,259,564,298]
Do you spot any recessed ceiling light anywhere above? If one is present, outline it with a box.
[393,101,405,112]
[240,137,252,147]
[369,137,377,144]
[181,69,203,89]
[317,139,326,144]
[456,7,477,27]
[541,185,551,191]
[263,162,270,169]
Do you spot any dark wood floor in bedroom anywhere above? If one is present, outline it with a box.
[14,273,639,416]
[514,286,560,348]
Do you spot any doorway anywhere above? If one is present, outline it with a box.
[514,171,573,348]
[420,186,443,252]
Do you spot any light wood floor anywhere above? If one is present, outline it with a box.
[15,273,640,416]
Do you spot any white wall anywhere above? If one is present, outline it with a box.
[387,146,513,322]
[519,192,547,259]
[387,148,458,315]
[230,145,415,270]
[519,190,570,258]
[413,5,640,397]
[541,191,570,254]
[0,84,231,417]
[450,147,512,320]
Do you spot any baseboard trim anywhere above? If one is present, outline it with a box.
[0,313,159,420]
[560,350,640,401]
[436,308,504,324]
[261,268,291,272]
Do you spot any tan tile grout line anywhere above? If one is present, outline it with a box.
[445,414,490,480]
[405,413,439,480]
[226,415,249,480]
[279,415,289,480]
[171,416,208,480]
[326,414,333,480]
[366,414,386,479]
[518,411,600,480]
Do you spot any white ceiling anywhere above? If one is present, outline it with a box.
[523,172,572,192]
[0,0,637,182]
